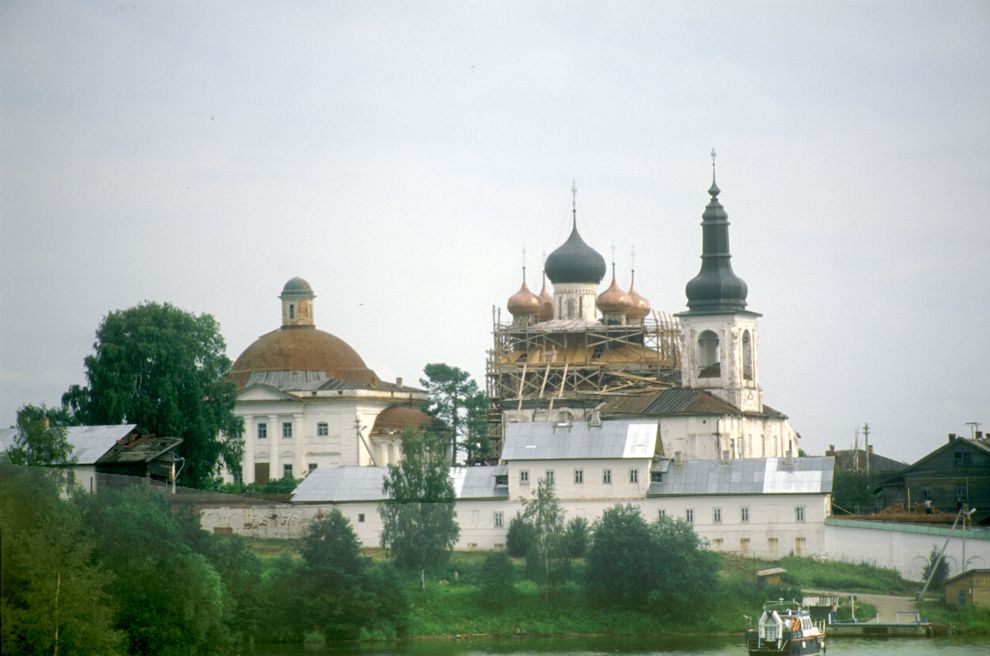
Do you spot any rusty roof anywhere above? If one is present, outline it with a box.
[371,405,434,435]
[231,326,379,390]
[97,435,183,464]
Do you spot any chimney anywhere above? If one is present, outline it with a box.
[396,377,403,387]
[827,444,835,456]
[868,444,874,456]
[589,410,602,427]
[674,451,684,466]
[948,433,957,442]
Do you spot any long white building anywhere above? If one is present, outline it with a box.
[215,418,833,558]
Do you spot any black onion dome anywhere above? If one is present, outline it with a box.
[544,222,607,284]
[685,182,748,313]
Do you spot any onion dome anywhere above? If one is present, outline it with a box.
[684,176,749,313]
[626,270,651,320]
[537,273,554,321]
[596,265,633,314]
[544,213,607,284]
[507,268,541,316]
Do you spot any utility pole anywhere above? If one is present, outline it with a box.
[863,422,871,480]
[853,427,860,473]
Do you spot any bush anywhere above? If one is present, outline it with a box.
[563,517,590,558]
[506,513,534,557]
[478,551,515,608]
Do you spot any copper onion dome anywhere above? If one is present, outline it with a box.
[626,270,651,320]
[537,273,554,321]
[596,265,633,314]
[507,268,541,316]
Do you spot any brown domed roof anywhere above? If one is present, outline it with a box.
[371,405,433,435]
[596,266,632,314]
[231,327,379,389]
[626,270,651,320]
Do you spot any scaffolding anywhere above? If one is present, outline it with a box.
[486,307,681,452]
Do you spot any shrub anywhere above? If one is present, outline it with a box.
[506,513,535,557]
[563,517,590,558]
[478,551,515,608]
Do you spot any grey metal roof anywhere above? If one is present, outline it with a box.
[246,371,359,391]
[0,424,139,465]
[292,464,509,503]
[648,457,834,496]
[501,420,658,461]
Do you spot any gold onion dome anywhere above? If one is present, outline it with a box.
[537,274,554,321]
[596,265,633,314]
[507,269,541,316]
[626,270,651,319]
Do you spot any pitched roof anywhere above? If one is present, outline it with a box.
[648,456,834,496]
[602,389,787,419]
[501,420,658,461]
[0,424,142,465]
[291,464,509,503]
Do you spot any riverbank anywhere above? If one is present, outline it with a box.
[245,539,916,641]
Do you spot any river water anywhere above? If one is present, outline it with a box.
[252,634,990,655]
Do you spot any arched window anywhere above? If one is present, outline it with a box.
[698,330,720,377]
[742,330,753,380]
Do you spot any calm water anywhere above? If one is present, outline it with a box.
[250,635,990,655]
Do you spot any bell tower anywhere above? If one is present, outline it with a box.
[676,154,762,413]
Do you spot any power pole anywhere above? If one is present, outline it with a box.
[863,422,871,480]
[853,427,860,473]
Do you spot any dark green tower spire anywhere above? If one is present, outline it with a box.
[684,152,749,313]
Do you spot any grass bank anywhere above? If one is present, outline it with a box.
[919,602,990,635]
[243,540,915,639]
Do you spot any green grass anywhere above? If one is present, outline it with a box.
[919,602,990,635]
[242,542,917,640]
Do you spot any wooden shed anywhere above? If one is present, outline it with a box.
[756,567,787,588]
[944,569,990,608]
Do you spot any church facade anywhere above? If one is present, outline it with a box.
[226,278,429,483]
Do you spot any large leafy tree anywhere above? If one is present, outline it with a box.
[379,429,459,591]
[419,363,491,465]
[4,404,75,466]
[0,467,123,656]
[77,486,229,655]
[63,302,242,487]
[586,505,718,615]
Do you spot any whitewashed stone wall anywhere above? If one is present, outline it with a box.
[824,519,990,581]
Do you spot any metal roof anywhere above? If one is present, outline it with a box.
[291,464,509,503]
[0,424,140,465]
[648,457,834,496]
[501,420,658,461]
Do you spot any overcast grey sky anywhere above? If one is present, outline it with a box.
[2,1,988,463]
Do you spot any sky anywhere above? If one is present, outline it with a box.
[1,1,988,464]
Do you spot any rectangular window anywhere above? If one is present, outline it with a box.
[741,506,750,523]
[358,513,365,523]
[651,471,664,483]
[520,470,529,485]
[283,464,293,478]
[257,423,267,439]
[574,469,584,484]
[795,506,806,522]
[629,469,639,484]
[603,468,612,484]
[685,508,694,524]
[494,511,504,528]
[658,509,666,520]
[308,463,317,473]
[317,422,329,436]
[740,537,750,554]
[795,537,806,556]
[955,451,972,466]
[282,422,293,438]
[545,470,555,485]
[712,538,723,550]
[713,507,722,523]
